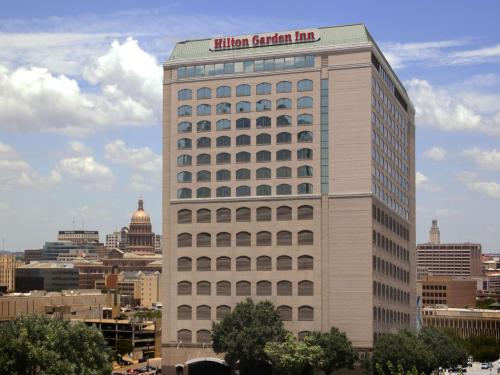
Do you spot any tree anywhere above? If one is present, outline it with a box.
[212,298,287,375]
[116,339,134,357]
[265,332,324,375]
[308,327,358,374]
[418,328,467,370]
[465,335,500,362]
[0,314,112,375]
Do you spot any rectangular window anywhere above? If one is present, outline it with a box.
[214,63,224,75]
[178,67,186,79]
[264,59,275,70]
[185,66,195,77]
[195,65,204,76]
[205,64,214,76]
[284,57,294,69]
[244,60,254,73]
[234,62,244,73]
[254,60,264,72]
[274,58,284,70]
[224,62,234,74]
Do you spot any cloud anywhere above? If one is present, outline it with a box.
[423,146,446,162]
[449,44,500,65]
[69,205,112,220]
[416,171,441,192]
[457,171,500,199]
[68,140,92,156]
[463,147,500,170]
[56,156,115,191]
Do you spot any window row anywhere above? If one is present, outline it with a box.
[177,205,314,224]
[177,166,313,183]
[177,80,313,100]
[373,281,410,305]
[373,307,411,327]
[177,183,314,198]
[177,280,314,297]
[177,55,314,79]
[373,204,409,241]
[373,230,409,263]
[177,148,313,166]
[177,132,313,149]
[373,256,410,284]
[177,230,314,247]
[177,255,314,272]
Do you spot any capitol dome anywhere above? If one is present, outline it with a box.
[130,198,151,224]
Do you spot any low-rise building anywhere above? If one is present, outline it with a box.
[57,230,99,244]
[419,275,476,308]
[15,262,79,292]
[24,249,42,264]
[0,254,23,292]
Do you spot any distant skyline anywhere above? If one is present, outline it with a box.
[1,0,499,251]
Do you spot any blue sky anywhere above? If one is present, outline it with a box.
[0,0,499,252]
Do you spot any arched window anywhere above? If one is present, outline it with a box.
[216,208,231,223]
[276,98,292,110]
[276,81,292,93]
[177,257,192,271]
[298,183,314,194]
[196,154,211,165]
[236,84,251,96]
[298,131,313,142]
[216,186,231,197]
[277,281,292,296]
[177,188,192,199]
[196,256,211,271]
[216,169,231,181]
[298,166,313,177]
[277,206,292,221]
[297,148,313,160]
[177,281,192,295]
[277,230,292,245]
[256,231,272,246]
[178,105,192,117]
[276,166,291,178]
[236,207,251,222]
[276,132,291,144]
[216,86,231,98]
[298,230,314,245]
[216,136,231,147]
[195,232,211,247]
[298,205,314,220]
[177,154,192,166]
[297,79,313,92]
[177,121,192,133]
[298,306,314,321]
[177,171,192,183]
[256,150,271,162]
[216,102,231,115]
[196,187,211,198]
[177,209,192,224]
[196,281,211,295]
[278,305,292,321]
[256,116,271,128]
[197,104,211,116]
[177,233,192,247]
[256,133,271,145]
[256,207,272,222]
[215,232,231,247]
[236,101,251,112]
[177,305,192,320]
[236,152,251,163]
[197,87,211,99]
[197,137,211,148]
[276,184,292,195]
[216,305,231,320]
[256,82,272,94]
[256,281,272,296]
[236,256,251,271]
[197,329,211,343]
[276,149,291,161]
[216,256,231,271]
[236,118,251,129]
[236,281,251,296]
[256,185,271,196]
[256,168,271,179]
[236,232,251,246]
[256,99,271,111]
[297,114,313,125]
[277,255,292,270]
[178,89,192,100]
[236,168,251,180]
[216,281,231,296]
[236,134,251,146]
[197,120,211,132]
[177,138,191,150]
[277,115,292,127]
[216,152,231,164]
[256,256,272,271]
[298,280,314,296]
[298,96,313,109]
[216,119,231,131]
[177,329,192,344]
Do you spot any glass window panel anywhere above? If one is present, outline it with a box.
[234,62,244,73]
[205,64,214,76]
[214,63,224,75]
[255,60,264,72]
[284,57,294,69]
[244,60,254,72]
[274,58,285,70]
[224,62,234,74]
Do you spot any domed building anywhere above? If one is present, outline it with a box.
[127,197,156,254]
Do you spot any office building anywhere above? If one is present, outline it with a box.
[0,254,23,292]
[419,275,476,308]
[24,249,42,264]
[41,241,101,261]
[57,230,99,244]
[162,24,416,373]
[15,262,79,292]
[105,227,129,251]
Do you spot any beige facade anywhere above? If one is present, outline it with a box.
[419,275,476,308]
[162,24,416,373]
[0,254,22,292]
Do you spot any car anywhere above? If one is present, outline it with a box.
[126,369,139,374]
[481,363,490,370]
[137,367,149,373]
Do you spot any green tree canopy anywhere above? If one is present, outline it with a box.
[212,298,286,375]
[308,327,358,374]
[116,339,134,357]
[0,315,112,375]
[418,328,468,369]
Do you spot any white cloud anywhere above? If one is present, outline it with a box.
[69,205,112,220]
[449,44,500,65]
[457,171,500,199]
[416,171,441,192]
[68,140,92,156]
[56,156,115,191]
[463,147,500,170]
[423,146,446,162]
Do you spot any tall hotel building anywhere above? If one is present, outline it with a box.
[162,24,415,373]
